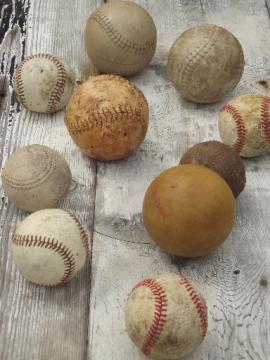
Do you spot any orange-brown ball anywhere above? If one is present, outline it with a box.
[143,165,236,257]
[65,75,149,161]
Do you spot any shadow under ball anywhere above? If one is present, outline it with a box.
[167,25,245,103]
[143,164,236,257]
[84,0,157,76]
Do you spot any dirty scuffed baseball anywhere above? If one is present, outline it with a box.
[12,209,89,286]
[85,1,157,76]
[180,140,246,197]
[143,164,236,257]
[125,272,208,359]
[13,53,75,113]
[65,75,149,161]
[219,94,270,157]
[2,144,71,212]
[167,25,244,103]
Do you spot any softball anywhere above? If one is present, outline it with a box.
[219,94,270,157]
[143,165,235,257]
[13,53,75,113]
[167,25,244,103]
[65,75,149,161]
[125,272,208,359]
[12,209,89,286]
[180,140,246,197]
[84,0,157,76]
[1,144,71,212]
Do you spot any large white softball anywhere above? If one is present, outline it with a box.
[13,53,75,113]
[125,273,208,360]
[167,25,244,103]
[219,94,270,157]
[12,209,89,286]
[85,1,157,76]
[1,144,71,212]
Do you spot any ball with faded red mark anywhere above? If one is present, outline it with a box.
[143,164,236,257]
[125,272,208,359]
[180,140,246,197]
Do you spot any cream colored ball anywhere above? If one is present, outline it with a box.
[85,0,157,76]
[219,94,270,157]
[12,209,89,286]
[13,53,75,113]
[1,144,71,212]
[125,272,208,360]
[167,25,244,103]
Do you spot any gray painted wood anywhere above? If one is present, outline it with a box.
[0,0,270,359]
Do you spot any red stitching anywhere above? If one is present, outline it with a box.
[152,191,167,218]
[65,211,90,257]
[220,104,246,153]
[179,275,207,340]
[14,54,67,113]
[131,279,167,355]
[12,234,76,286]
[260,96,270,143]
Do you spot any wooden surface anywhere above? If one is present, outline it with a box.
[0,0,270,359]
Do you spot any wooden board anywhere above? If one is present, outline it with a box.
[0,0,270,359]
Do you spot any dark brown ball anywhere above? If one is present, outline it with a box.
[180,141,246,197]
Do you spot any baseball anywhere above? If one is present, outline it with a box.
[143,165,235,257]
[2,144,71,212]
[65,74,149,161]
[13,53,75,113]
[180,140,246,197]
[125,272,208,360]
[219,94,270,157]
[84,1,157,76]
[12,209,89,286]
[167,25,244,103]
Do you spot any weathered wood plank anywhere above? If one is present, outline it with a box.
[0,1,97,359]
[89,0,270,359]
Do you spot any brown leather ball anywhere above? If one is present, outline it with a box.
[180,141,246,197]
[143,165,236,257]
[65,75,149,161]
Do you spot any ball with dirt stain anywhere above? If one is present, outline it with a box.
[167,25,244,103]
[65,75,149,161]
[179,141,246,197]
[143,164,236,257]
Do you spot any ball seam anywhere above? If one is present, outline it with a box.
[179,275,207,341]
[131,278,168,355]
[12,233,76,286]
[260,96,270,143]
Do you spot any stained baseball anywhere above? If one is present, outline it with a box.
[84,0,157,76]
[125,272,208,360]
[143,165,236,257]
[2,144,71,212]
[65,74,149,161]
[12,209,89,286]
[219,94,270,157]
[13,53,75,113]
[180,140,246,197]
[167,25,244,103]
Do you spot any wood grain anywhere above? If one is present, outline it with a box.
[88,0,270,359]
[0,1,96,359]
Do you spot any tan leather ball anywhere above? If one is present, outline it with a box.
[143,165,236,257]
[85,1,157,76]
[167,25,244,103]
[65,75,149,161]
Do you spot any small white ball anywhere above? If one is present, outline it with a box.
[2,144,71,212]
[219,94,270,157]
[12,209,89,286]
[125,272,208,360]
[13,53,75,113]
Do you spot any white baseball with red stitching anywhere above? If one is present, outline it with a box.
[12,209,89,287]
[124,272,207,360]
[13,53,75,113]
[219,94,270,157]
